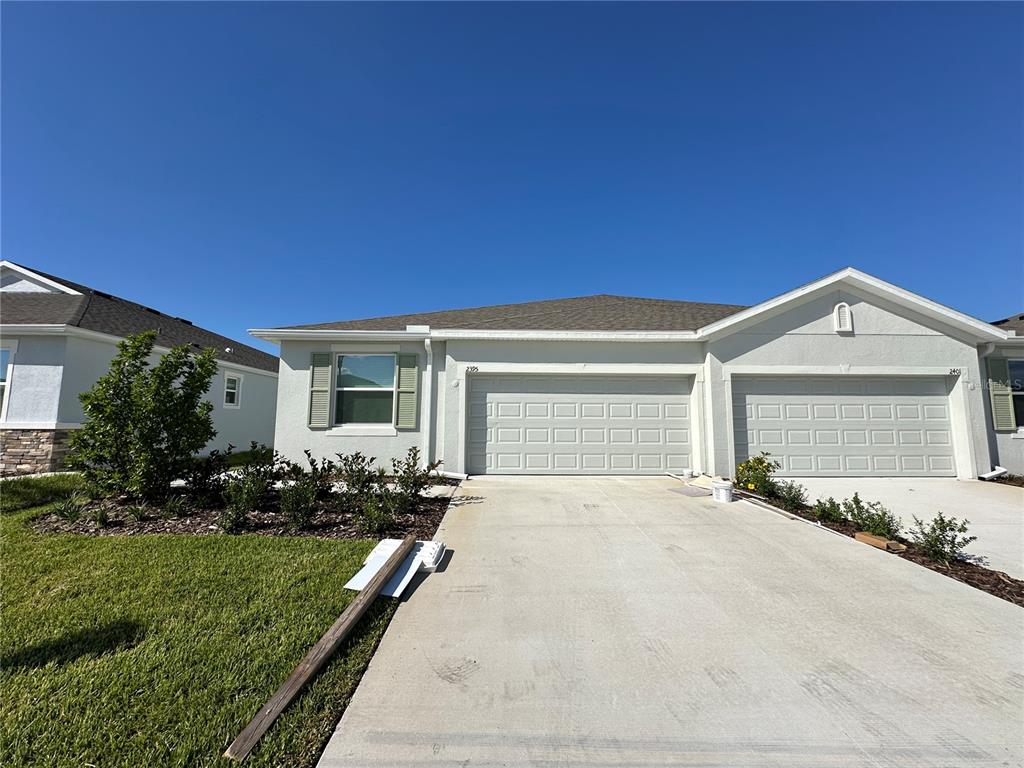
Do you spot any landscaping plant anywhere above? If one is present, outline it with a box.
[182,445,234,508]
[812,496,845,525]
[161,495,190,519]
[54,492,88,523]
[68,331,218,503]
[290,450,338,501]
[391,447,443,515]
[126,502,149,523]
[90,505,110,528]
[909,513,977,565]
[280,478,317,531]
[354,486,400,535]
[734,452,781,497]
[336,452,379,511]
[843,493,902,539]
[773,479,808,509]
[221,475,265,533]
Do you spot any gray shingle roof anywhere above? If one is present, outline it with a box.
[280,294,748,332]
[991,313,1024,336]
[1,266,278,372]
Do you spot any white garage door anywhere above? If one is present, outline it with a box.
[467,375,692,475]
[733,376,956,477]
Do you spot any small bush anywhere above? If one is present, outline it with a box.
[844,493,901,539]
[354,489,400,535]
[234,442,287,506]
[54,491,88,522]
[734,452,781,497]
[909,513,977,564]
[336,452,379,510]
[280,479,317,531]
[91,505,110,528]
[391,447,443,515]
[161,495,190,519]
[126,502,149,522]
[285,450,338,501]
[183,446,234,508]
[812,496,846,525]
[221,474,266,533]
[773,480,808,509]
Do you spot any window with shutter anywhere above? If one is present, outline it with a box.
[308,352,333,428]
[394,354,419,429]
[988,357,1018,431]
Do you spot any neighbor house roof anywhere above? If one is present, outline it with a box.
[0,263,278,372]
[277,294,749,333]
[991,313,1024,336]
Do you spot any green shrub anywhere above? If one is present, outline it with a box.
[844,493,901,539]
[354,489,400,535]
[773,480,808,509]
[67,331,218,503]
[234,442,286,503]
[0,474,87,514]
[734,452,780,497]
[161,495,190,519]
[286,450,338,501]
[812,497,846,525]
[54,492,88,522]
[182,446,233,508]
[126,502,149,523]
[280,479,317,531]
[909,513,976,564]
[336,452,379,510]
[391,447,443,515]
[220,474,266,533]
[90,505,110,528]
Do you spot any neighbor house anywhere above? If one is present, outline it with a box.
[251,268,1024,480]
[0,261,279,476]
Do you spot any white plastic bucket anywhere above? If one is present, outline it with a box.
[712,480,734,503]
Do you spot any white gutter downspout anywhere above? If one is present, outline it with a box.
[422,337,434,468]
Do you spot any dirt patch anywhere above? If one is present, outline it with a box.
[987,474,1024,488]
[31,492,454,541]
[738,490,1024,608]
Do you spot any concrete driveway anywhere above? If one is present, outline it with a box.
[793,477,1024,579]
[319,476,1023,768]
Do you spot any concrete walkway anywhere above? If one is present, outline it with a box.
[793,477,1024,579]
[319,476,1023,768]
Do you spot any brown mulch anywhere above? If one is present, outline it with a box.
[988,473,1024,488]
[737,490,1024,608]
[30,493,454,541]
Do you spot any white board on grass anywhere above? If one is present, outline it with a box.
[343,540,446,599]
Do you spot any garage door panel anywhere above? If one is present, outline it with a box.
[733,376,955,477]
[468,375,691,475]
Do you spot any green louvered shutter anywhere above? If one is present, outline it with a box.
[308,352,332,428]
[394,353,419,429]
[988,357,1017,431]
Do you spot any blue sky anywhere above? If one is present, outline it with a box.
[3,2,1021,353]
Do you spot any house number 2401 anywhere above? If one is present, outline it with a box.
[949,368,961,376]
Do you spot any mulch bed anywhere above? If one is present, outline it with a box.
[31,493,454,541]
[738,490,1024,608]
[987,474,1024,488]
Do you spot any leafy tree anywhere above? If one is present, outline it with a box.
[68,331,218,501]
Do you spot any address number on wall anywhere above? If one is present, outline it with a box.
[949,368,962,376]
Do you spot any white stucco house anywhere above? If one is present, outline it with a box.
[0,261,279,476]
[252,268,1023,481]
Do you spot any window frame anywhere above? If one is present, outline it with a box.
[333,353,397,427]
[1008,358,1024,433]
[0,340,16,422]
[223,373,243,409]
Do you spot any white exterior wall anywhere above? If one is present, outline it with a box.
[705,288,992,480]
[0,335,66,425]
[1,333,277,452]
[273,339,443,469]
[981,345,1024,474]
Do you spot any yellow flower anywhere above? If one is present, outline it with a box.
[747,483,755,490]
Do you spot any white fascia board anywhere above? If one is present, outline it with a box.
[432,329,700,342]
[697,267,1008,342]
[0,261,82,295]
[249,328,429,343]
[1,324,278,378]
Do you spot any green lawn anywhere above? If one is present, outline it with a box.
[0,473,86,514]
[0,502,396,768]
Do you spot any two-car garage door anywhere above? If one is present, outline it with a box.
[467,375,692,475]
[733,376,956,477]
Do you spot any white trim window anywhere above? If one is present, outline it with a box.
[334,354,396,425]
[223,374,242,409]
[0,343,14,421]
[1010,359,1024,431]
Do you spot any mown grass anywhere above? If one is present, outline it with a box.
[0,473,86,514]
[0,502,396,768]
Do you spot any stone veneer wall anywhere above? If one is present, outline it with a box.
[0,429,76,477]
